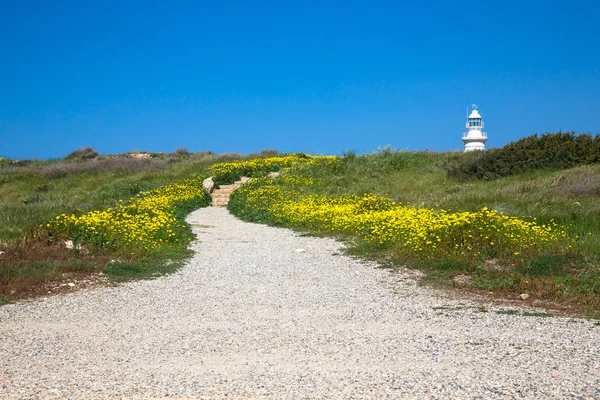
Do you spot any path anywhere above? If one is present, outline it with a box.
[1,207,599,399]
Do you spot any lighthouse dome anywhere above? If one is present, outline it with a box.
[468,109,481,119]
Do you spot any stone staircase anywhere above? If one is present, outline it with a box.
[211,181,243,207]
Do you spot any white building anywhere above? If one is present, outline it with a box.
[462,105,488,151]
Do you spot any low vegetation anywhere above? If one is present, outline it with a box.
[64,146,99,161]
[0,149,262,303]
[228,140,600,317]
[2,134,599,317]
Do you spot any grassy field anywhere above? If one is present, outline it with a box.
[295,150,600,258]
[0,151,230,243]
[229,149,600,317]
[0,149,274,303]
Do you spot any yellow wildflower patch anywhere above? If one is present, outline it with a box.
[230,171,572,264]
[208,154,337,183]
[47,176,210,251]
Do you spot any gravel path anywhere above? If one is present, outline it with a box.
[1,207,599,399]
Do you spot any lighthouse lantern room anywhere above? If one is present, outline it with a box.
[462,105,488,152]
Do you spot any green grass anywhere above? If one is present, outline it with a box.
[522,311,554,318]
[230,149,600,316]
[431,305,488,313]
[0,155,227,243]
[295,152,600,258]
[301,150,600,250]
[0,150,271,302]
[496,310,554,318]
[495,310,520,316]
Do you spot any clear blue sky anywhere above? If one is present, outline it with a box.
[1,1,599,159]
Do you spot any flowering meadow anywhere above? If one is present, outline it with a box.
[45,152,574,266]
[47,176,210,252]
[226,154,600,313]
[229,176,571,265]
[208,153,337,184]
[44,155,334,253]
[2,151,596,310]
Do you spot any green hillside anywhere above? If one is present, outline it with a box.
[2,136,599,316]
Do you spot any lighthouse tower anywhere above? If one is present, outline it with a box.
[462,105,488,152]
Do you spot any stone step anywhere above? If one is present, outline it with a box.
[214,188,235,194]
[210,180,246,207]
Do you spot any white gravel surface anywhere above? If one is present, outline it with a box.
[1,207,599,399]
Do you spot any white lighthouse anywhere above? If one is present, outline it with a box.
[462,105,488,151]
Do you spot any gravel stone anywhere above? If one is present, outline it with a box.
[1,207,599,399]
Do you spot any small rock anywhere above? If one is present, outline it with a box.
[520,293,530,300]
[129,153,151,159]
[295,248,307,253]
[203,177,215,193]
[268,171,280,178]
[240,176,251,183]
[64,240,74,249]
[0,251,4,256]
[68,282,75,287]
[484,259,508,271]
[452,274,473,285]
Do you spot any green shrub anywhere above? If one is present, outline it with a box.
[0,157,17,168]
[445,132,600,181]
[64,146,99,161]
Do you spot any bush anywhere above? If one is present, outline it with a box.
[445,132,600,181]
[64,146,99,161]
[249,148,279,158]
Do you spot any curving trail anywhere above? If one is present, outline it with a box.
[1,207,599,399]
